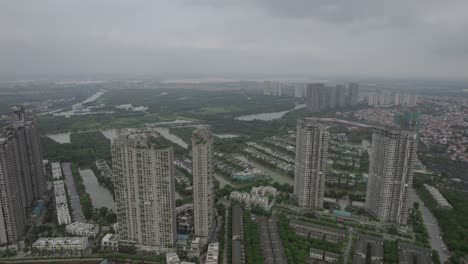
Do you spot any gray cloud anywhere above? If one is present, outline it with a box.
[0,0,468,79]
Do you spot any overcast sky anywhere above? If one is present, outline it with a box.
[1,0,467,80]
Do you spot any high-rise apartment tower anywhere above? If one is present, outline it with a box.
[294,118,329,209]
[365,127,418,225]
[192,127,215,239]
[112,131,177,251]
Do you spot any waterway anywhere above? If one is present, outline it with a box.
[235,104,305,121]
[46,132,72,144]
[79,168,116,211]
[152,127,188,149]
[236,155,294,185]
[82,91,105,104]
[213,133,240,139]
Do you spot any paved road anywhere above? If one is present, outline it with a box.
[414,192,450,263]
[62,163,84,222]
[257,216,287,264]
[232,205,243,264]
[342,229,354,264]
[224,207,229,264]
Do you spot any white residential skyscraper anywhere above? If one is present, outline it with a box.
[294,118,329,209]
[365,127,418,225]
[111,131,177,252]
[192,127,214,239]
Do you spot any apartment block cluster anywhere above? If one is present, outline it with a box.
[305,82,359,112]
[368,89,418,107]
[262,81,306,98]
[229,186,277,210]
[424,184,453,209]
[102,126,216,256]
[292,117,418,225]
[0,106,46,246]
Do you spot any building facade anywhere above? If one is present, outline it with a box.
[112,132,177,252]
[347,82,359,106]
[0,134,28,245]
[294,118,329,209]
[306,83,359,112]
[54,180,72,225]
[66,222,100,238]
[191,127,214,239]
[32,237,88,255]
[0,106,46,245]
[365,127,418,225]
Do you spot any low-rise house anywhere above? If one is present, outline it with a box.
[101,233,119,251]
[423,184,452,209]
[251,186,277,198]
[309,248,340,263]
[95,159,113,179]
[54,180,71,225]
[32,237,88,255]
[289,220,346,243]
[206,242,219,264]
[66,221,100,238]
[52,162,63,180]
[398,242,433,264]
[230,191,269,209]
[353,235,384,264]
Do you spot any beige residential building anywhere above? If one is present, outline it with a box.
[192,127,214,239]
[365,127,418,225]
[112,131,177,252]
[294,118,329,209]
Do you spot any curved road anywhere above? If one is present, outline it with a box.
[414,192,450,263]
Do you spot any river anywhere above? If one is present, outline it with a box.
[235,104,305,121]
[82,91,105,104]
[46,123,188,148]
[79,168,116,211]
[236,155,294,185]
[152,127,188,149]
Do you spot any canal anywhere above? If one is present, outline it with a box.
[79,168,116,211]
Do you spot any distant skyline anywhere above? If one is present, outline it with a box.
[1,1,468,80]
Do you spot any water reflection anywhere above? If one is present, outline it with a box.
[79,168,115,210]
[235,104,305,121]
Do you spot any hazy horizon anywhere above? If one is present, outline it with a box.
[1,1,468,80]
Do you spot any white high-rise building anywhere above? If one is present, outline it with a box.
[111,131,177,252]
[192,127,214,239]
[294,118,329,209]
[365,127,418,225]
